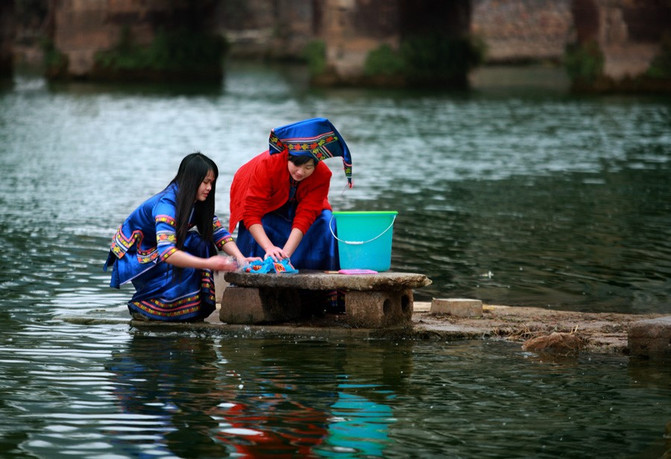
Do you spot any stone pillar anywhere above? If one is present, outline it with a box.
[344,289,414,328]
[318,0,400,84]
[570,0,671,89]
[51,0,118,78]
[0,1,14,78]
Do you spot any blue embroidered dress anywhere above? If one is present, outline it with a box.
[104,183,233,321]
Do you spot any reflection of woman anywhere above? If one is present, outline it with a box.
[107,334,223,457]
[214,340,337,456]
[229,118,353,270]
[104,152,252,322]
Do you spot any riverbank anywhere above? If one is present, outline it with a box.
[410,302,667,355]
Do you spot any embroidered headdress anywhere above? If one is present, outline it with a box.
[269,117,353,188]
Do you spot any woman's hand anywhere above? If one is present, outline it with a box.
[208,255,239,272]
[264,246,288,262]
[235,256,262,268]
[248,224,290,262]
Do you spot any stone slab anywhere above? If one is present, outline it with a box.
[224,270,431,291]
[431,298,483,317]
[628,316,671,359]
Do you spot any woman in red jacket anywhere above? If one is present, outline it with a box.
[229,118,352,271]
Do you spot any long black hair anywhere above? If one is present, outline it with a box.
[170,152,219,249]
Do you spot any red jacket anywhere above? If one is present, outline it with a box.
[229,150,332,234]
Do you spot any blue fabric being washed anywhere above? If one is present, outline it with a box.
[243,257,298,274]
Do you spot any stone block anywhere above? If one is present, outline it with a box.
[430,298,483,317]
[213,271,228,303]
[628,316,671,359]
[220,287,302,324]
[345,289,413,328]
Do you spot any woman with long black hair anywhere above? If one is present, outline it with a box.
[104,152,253,321]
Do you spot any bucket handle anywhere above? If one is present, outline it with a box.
[329,214,396,245]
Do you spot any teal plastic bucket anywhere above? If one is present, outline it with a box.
[330,211,398,272]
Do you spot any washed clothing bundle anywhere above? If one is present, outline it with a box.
[243,258,298,274]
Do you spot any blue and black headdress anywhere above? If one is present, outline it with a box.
[269,117,353,188]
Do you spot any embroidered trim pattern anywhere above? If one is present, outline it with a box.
[213,217,234,249]
[270,131,340,162]
[129,271,216,319]
[156,215,176,226]
[110,226,158,263]
[160,247,178,261]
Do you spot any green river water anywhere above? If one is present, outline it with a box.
[0,63,669,457]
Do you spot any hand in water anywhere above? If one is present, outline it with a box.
[210,255,238,272]
[235,256,262,270]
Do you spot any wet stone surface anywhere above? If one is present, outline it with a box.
[223,271,432,291]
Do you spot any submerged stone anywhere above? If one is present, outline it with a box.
[522,332,583,355]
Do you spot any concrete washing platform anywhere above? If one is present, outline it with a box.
[220,271,432,328]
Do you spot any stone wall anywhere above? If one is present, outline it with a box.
[218,0,316,59]
[51,0,221,79]
[471,0,573,63]
[10,0,671,89]
[318,0,472,86]
[320,0,400,80]
[221,0,576,65]
[473,0,671,90]
[567,0,671,91]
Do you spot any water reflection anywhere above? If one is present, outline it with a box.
[107,334,222,457]
[1,320,669,457]
[106,334,408,456]
[211,339,336,457]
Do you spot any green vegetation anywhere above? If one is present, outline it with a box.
[400,34,485,83]
[364,44,405,77]
[95,26,227,75]
[564,40,604,84]
[303,40,327,76]
[646,32,671,78]
[363,34,486,85]
[41,38,68,78]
